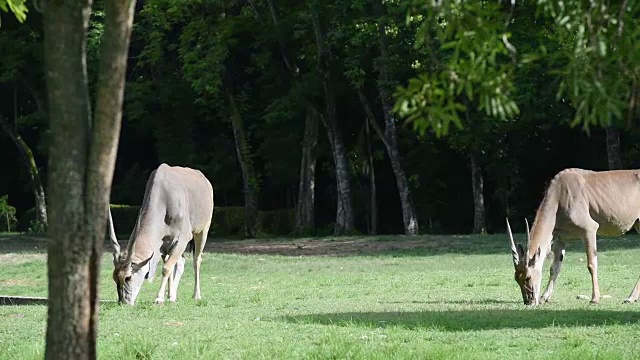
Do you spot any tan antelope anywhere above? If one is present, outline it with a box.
[109,163,214,305]
[507,168,640,305]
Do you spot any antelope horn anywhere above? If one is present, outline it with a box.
[506,218,519,266]
[524,218,531,265]
[108,207,121,257]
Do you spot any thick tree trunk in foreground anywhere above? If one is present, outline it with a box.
[0,113,47,227]
[470,151,486,234]
[44,0,136,358]
[295,108,318,234]
[227,89,259,238]
[605,126,623,170]
[311,1,355,235]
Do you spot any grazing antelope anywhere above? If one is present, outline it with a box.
[508,168,640,305]
[109,163,214,305]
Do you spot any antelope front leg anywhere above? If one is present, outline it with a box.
[585,235,600,304]
[168,256,186,302]
[624,275,640,303]
[155,238,189,304]
[541,241,566,303]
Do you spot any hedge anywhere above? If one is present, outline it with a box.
[109,204,294,238]
[19,205,295,237]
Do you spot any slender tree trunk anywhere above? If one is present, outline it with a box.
[295,108,318,234]
[0,113,48,227]
[605,126,623,170]
[372,0,418,235]
[470,151,486,234]
[311,1,355,235]
[266,0,322,234]
[227,89,259,238]
[365,118,377,235]
[44,0,136,358]
[356,88,417,235]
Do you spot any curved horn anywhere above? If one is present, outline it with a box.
[108,208,121,257]
[506,218,519,266]
[524,218,531,265]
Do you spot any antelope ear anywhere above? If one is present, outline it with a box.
[146,253,159,281]
[516,244,525,260]
[132,252,154,271]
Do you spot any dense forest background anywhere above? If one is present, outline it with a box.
[1,0,639,236]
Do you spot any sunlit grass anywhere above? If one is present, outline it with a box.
[1,233,640,359]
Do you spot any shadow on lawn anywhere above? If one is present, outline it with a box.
[277,308,640,331]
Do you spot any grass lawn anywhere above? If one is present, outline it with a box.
[2,233,640,359]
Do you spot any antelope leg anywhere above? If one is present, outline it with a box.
[541,241,566,303]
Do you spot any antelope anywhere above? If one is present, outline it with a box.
[508,168,640,305]
[109,163,214,305]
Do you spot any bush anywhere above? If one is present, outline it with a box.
[108,204,295,238]
[210,206,245,236]
[19,207,36,232]
[0,195,17,232]
[258,208,295,235]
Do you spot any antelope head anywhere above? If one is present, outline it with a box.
[108,210,153,305]
[507,218,542,305]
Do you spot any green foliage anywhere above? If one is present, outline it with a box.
[27,218,46,234]
[0,195,16,232]
[0,0,27,25]
[540,1,640,130]
[395,1,519,137]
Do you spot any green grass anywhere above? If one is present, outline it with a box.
[2,233,640,359]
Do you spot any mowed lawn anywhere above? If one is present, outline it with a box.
[2,233,640,359]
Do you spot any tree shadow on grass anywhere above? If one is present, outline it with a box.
[277,308,640,331]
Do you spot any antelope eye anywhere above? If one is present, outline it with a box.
[124,276,132,282]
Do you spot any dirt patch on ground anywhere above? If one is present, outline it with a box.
[0,253,47,265]
[1,279,38,287]
[204,238,429,257]
[0,234,434,257]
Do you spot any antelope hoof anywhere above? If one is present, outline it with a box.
[589,299,599,304]
[154,297,165,304]
[623,298,635,304]
[169,297,177,303]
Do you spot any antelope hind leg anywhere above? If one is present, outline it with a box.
[192,227,209,300]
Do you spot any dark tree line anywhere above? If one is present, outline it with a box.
[2,0,640,240]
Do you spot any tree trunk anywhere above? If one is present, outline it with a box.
[372,0,418,235]
[356,88,418,235]
[44,0,136,358]
[365,117,377,235]
[295,107,318,234]
[470,151,486,234]
[311,1,355,235]
[227,89,259,238]
[605,126,623,170]
[0,113,48,227]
